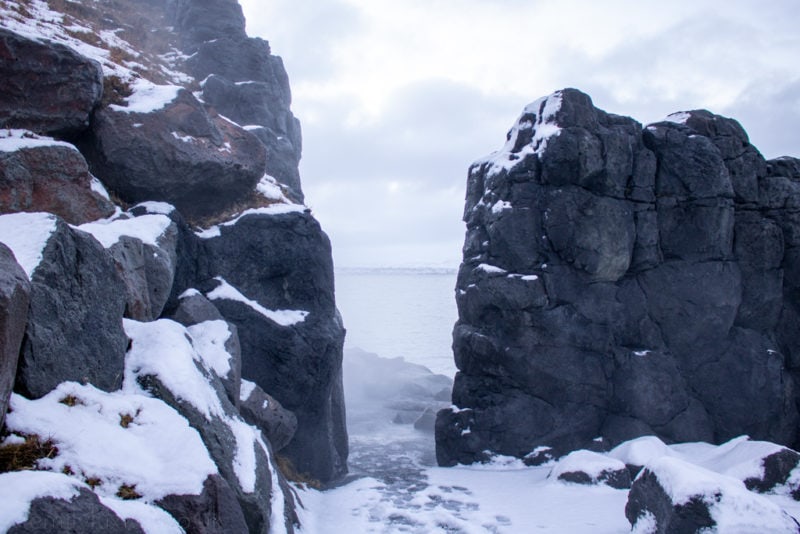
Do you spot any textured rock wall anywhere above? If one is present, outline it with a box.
[436,88,800,466]
[0,0,347,529]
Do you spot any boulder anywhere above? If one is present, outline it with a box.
[239,380,297,452]
[626,457,800,533]
[0,213,127,399]
[78,211,179,321]
[413,407,438,433]
[167,290,225,325]
[83,88,266,221]
[550,450,631,489]
[173,0,247,49]
[157,474,248,534]
[0,28,103,136]
[199,210,348,483]
[0,135,115,224]
[436,88,800,466]
[9,487,144,534]
[0,243,29,431]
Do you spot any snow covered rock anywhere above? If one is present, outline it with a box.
[625,456,800,533]
[0,28,102,136]
[124,318,289,533]
[437,88,800,467]
[239,379,297,453]
[0,213,127,398]
[0,242,29,431]
[83,87,266,221]
[199,210,348,483]
[8,485,144,534]
[551,450,631,489]
[79,211,179,321]
[0,131,115,224]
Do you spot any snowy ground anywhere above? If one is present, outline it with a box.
[294,349,800,534]
[297,422,631,534]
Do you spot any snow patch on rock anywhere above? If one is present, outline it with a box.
[109,79,181,114]
[0,212,57,277]
[206,277,309,326]
[4,382,217,501]
[78,213,172,248]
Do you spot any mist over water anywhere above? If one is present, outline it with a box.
[335,268,459,378]
[334,268,458,497]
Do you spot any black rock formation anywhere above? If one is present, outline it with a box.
[436,88,800,466]
[199,210,348,482]
[0,28,103,136]
[0,243,29,431]
[16,216,127,399]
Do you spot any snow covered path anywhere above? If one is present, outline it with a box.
[297,422,631,533]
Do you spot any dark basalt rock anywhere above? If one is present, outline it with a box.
[16,217,127,399]
[626,458,800,533]
[167,291,225,324]
[743,448,800,497]
[0,141,115,224]
[202,74,303,201]
[199,211,348,483]
[173,0,247,50]
[436,88,800,466]
[557,468,631,490]
[83,89,266,221]
[103,217,178,321]
[239,381,298,452]
[9,487,144,534]
[626,466,717,534]
[186,38,291,87]
[0,243,29,431]
[157,474,249,534]
[0,28,103,136]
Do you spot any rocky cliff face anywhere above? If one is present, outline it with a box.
[436,88,800,466]
[0,0,345,531]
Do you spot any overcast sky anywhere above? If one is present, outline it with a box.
[239,0,800,269]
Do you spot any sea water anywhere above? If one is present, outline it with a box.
[335,267,458,377]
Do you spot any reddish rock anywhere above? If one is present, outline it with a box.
[0,138,116,224]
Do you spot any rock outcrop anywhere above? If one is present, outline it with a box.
[0,28,103,136]
[198,210,348,481]
[0,0,346,529]
[436,88,800,466]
